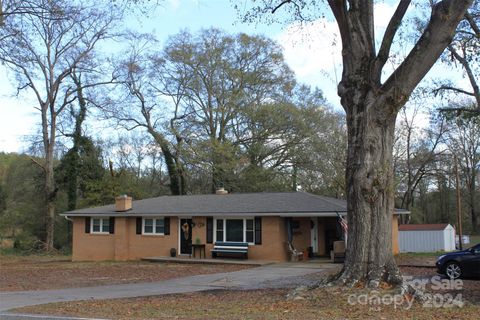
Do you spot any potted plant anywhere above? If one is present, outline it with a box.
[170,248,176,257]
[195,237,201,245]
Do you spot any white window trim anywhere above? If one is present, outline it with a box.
[142,217,165,235]
[213,217,255,245]
[91,217,110,234]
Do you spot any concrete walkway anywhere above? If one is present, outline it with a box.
[0,262,336,312]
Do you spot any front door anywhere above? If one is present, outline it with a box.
[180,218,192,255]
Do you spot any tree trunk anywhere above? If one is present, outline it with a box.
[148,129,185,195]
[66,75,88,211]
[470,175,478,233]
[212,161,224,192]
[335,93,402,287]
[324,0,472,287]
[44,143,56,252]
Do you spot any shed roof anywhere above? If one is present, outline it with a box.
[399,223,452,231]
[61,191,409,217]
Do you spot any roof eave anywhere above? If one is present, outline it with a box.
[60,211,349,217]
[60,210,408,217]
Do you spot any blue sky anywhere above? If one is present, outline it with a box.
[0,0,467,153]
[0,0,287,153]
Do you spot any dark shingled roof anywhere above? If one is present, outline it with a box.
[61,192,409,217]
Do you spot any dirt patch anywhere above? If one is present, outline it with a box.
[0,255,251,291]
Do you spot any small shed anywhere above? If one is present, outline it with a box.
[399,223,456,253]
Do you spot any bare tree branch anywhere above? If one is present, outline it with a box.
[29,156,46,172]
[373,0,411,80]
[382,0,472,106]
[465,11,480,37]
[433,85,475,97]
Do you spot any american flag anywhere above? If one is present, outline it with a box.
[337,213,348,242]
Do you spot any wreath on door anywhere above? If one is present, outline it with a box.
[182,222,190,240]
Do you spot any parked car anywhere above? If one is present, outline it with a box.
[436,243,480,279]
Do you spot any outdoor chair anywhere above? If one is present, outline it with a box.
[287,241,304,262]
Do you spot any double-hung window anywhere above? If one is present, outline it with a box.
[216,219,224,242]
[143,218,165,235]
[91,217,110,234]
[214,218,255,244]
[246,219,254,243]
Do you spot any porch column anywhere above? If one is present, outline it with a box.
[317,218,326,256]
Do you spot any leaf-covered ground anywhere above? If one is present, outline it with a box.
[13,263,480,320]
[0,255,251,291]
[15,284,480,320]
[6,254,480,319]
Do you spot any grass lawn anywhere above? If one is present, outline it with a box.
[395,252,439,267]
[0,254,251,291]
[394,237,480,267]
[469,235,480,246]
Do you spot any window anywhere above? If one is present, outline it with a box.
[143,218,165,235]
[91,218,109,233]
[246,219,254,243]
[226,220,243,242]
[473,244,480,255]
[216,219,224,242]
[214,218,255,244]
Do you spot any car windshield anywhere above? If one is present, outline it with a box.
[468,243,480,253]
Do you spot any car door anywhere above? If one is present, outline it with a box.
[462,244,480,277]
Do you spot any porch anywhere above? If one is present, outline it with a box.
[142,255,335,267]
[142,256,275,266]
[287,216,345,259]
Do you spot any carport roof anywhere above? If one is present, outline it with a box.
[61,191,409,217]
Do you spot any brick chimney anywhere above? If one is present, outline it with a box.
[115,195,132,212]
[215,187,228,195]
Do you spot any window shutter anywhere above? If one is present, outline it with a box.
[206,217,213,243]
[85,217,90,233]
[136,217,142,235]
[109,217,115,234]
[254,217,262,245]
[164,217,170,235]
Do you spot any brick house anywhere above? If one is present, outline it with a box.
[61,191,406,261]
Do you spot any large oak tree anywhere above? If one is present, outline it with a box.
[0,0,118,250]
[241,0,473,286]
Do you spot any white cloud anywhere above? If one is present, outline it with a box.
[374,2,396,31]
[0,97,37,153]
[275,2,398,109]
[276,19,341,82]
[0,66,38,153]
[168,0,181,11]
[275,19,342,108]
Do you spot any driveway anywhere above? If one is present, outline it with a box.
[0,262,337,312]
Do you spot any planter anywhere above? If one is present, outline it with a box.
[170,248,177,257]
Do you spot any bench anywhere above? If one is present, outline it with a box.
[211,242,248,259]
